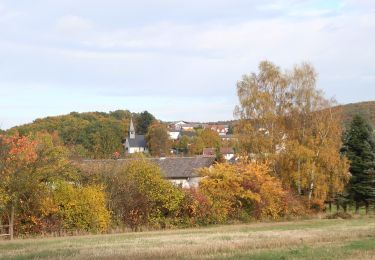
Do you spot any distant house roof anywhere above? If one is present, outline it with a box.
[128,135,146,148]
[181,131,196,138]
[220,147,234,155]
[203,147,234,156]
[203,148,215,157]
[77,157,215,179]
[150,157,215,178]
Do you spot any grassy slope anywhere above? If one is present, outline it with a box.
[1,218,375,260]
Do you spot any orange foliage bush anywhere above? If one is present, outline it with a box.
[199,162,307,222]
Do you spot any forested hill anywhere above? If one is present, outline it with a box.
[8,110,155,159]
[338,101,375,127]
[217,101,375,128]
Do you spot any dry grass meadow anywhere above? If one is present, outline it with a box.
[1,217,375,259]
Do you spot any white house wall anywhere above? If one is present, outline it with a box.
[168,177,201,189]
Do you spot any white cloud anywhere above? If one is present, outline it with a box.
[56,15,93,33]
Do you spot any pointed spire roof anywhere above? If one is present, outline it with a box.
[129,118,135,132]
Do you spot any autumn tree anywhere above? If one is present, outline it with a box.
[341,115,375,214]
[235,61,291,160]
[234,61,349,207]
[199,162,305,222]
[103,159,184,230]
[0,132,80,238]
[200,129,222,149]
[189,136,205,155]
[146,121,170,156]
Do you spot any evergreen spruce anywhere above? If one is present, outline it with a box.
[342,115,375,214]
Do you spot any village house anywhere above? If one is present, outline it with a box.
[203,147,235,161]
[169,121,188,131]
[123,118,148,154]
[169,121,203,132]
[77,156,215,189]
[168,131,181,140]
[205,124,229,136]
[151,157,215,188]
[220,147,235,161]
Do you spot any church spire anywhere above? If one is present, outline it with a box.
[129,118,135,139]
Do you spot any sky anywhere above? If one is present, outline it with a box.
[0,0,374,129]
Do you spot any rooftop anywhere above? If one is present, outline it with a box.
[76,156,216,179]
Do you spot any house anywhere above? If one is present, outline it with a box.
[205,124,229,136]
[151,157,215,188]
[181,124,195,132]
[77,156,215,189]
[180,131,196,139]
[123,118,148,154]
[220,147,235,161]
[203,147,235,161]
[203,148,216,157]
[168,131,181,140]
[169,121,188,131]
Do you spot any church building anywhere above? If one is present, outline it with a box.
[123,118,148,154]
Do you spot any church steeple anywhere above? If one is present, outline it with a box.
[129,118,135,139]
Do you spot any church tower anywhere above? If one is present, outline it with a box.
[129,118,136,139]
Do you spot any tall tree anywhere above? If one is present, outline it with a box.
[0,132,78,239]
[146,121,170,156]
[342,115,375,214]
[199,129,222,149]
[234,61,349,207]
[234,61,290,160]
[136,111,155,135]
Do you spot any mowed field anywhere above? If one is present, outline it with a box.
[1,217,375,260]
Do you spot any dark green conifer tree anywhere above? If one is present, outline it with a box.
[342,115,375,214]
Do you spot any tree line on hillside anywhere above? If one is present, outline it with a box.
[7,109,233,159]
[8,110,155,159]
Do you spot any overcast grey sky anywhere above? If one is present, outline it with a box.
[0,0,374,129]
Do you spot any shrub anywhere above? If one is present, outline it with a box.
[177,189,213,226]
[51,182,110,232]
[105,159,184,230]
[199,162,306,222]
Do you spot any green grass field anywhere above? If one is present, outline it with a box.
[1,217,375,259]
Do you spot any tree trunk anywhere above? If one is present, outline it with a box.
[329,201,332,212]
[0,218,3,235]
[365,201,369,215]
[336,201,340,212]
[9,205,14,240]
[355,202,360,214]
[297,160,301,195]
[308,181,314,205]
[344,204,347,213]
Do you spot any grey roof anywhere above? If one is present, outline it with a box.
[180,131,196,138]
[150,157,215,178]
[128,135,146,148]
[77,157,215,179]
